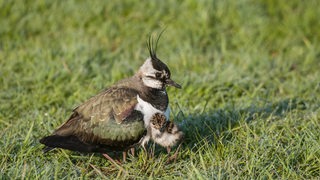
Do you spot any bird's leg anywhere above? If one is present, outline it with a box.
[167,143,182,163]
[122,151,127,162]
[166,146,171,154]
[130,147,135,157]
[141,144,149,159]
[172,143,182,162]
[102,153,121,165]
[141,144,146,154]
[150,142,156,158]
[102,153,127,174]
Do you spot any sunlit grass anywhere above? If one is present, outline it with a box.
[1,0,319,179]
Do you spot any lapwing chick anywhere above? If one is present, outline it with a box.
[39,35,181,163]
[149,113,184,162]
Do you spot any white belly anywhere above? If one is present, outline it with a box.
[135,95,170,127]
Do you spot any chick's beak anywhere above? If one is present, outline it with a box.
[160,126,166,133]
[165,79,182,89]
[160,121,170,133]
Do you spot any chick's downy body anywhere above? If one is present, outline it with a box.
[149,113,184,150]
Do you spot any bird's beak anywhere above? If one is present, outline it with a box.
[160,121,169,132]
[160,126,166,133]
[165,79,182,89]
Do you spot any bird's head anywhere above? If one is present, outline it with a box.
[137,33,181,90]
[150,113,167,132]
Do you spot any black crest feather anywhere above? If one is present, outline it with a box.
[147,29,166,60]
[146,29,171,74]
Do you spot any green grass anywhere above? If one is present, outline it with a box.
[1,0,320,179]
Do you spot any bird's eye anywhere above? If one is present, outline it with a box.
[155,72,162,78]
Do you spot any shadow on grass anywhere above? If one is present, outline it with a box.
[175,98,307,152]
[40,98,307,163]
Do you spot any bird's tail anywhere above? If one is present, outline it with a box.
[39,135,106,153]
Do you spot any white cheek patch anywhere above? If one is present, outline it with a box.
[139,58,164,89]
[142,77,163,89]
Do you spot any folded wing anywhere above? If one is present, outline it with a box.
[40,87,146,152]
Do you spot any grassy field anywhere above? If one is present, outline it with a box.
[1,0,320,179]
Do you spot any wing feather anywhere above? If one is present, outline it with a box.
[41,87,146,152]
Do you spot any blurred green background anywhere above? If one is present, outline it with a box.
[0,0,319,179]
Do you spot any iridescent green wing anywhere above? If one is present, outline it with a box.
[54,87,145,148]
